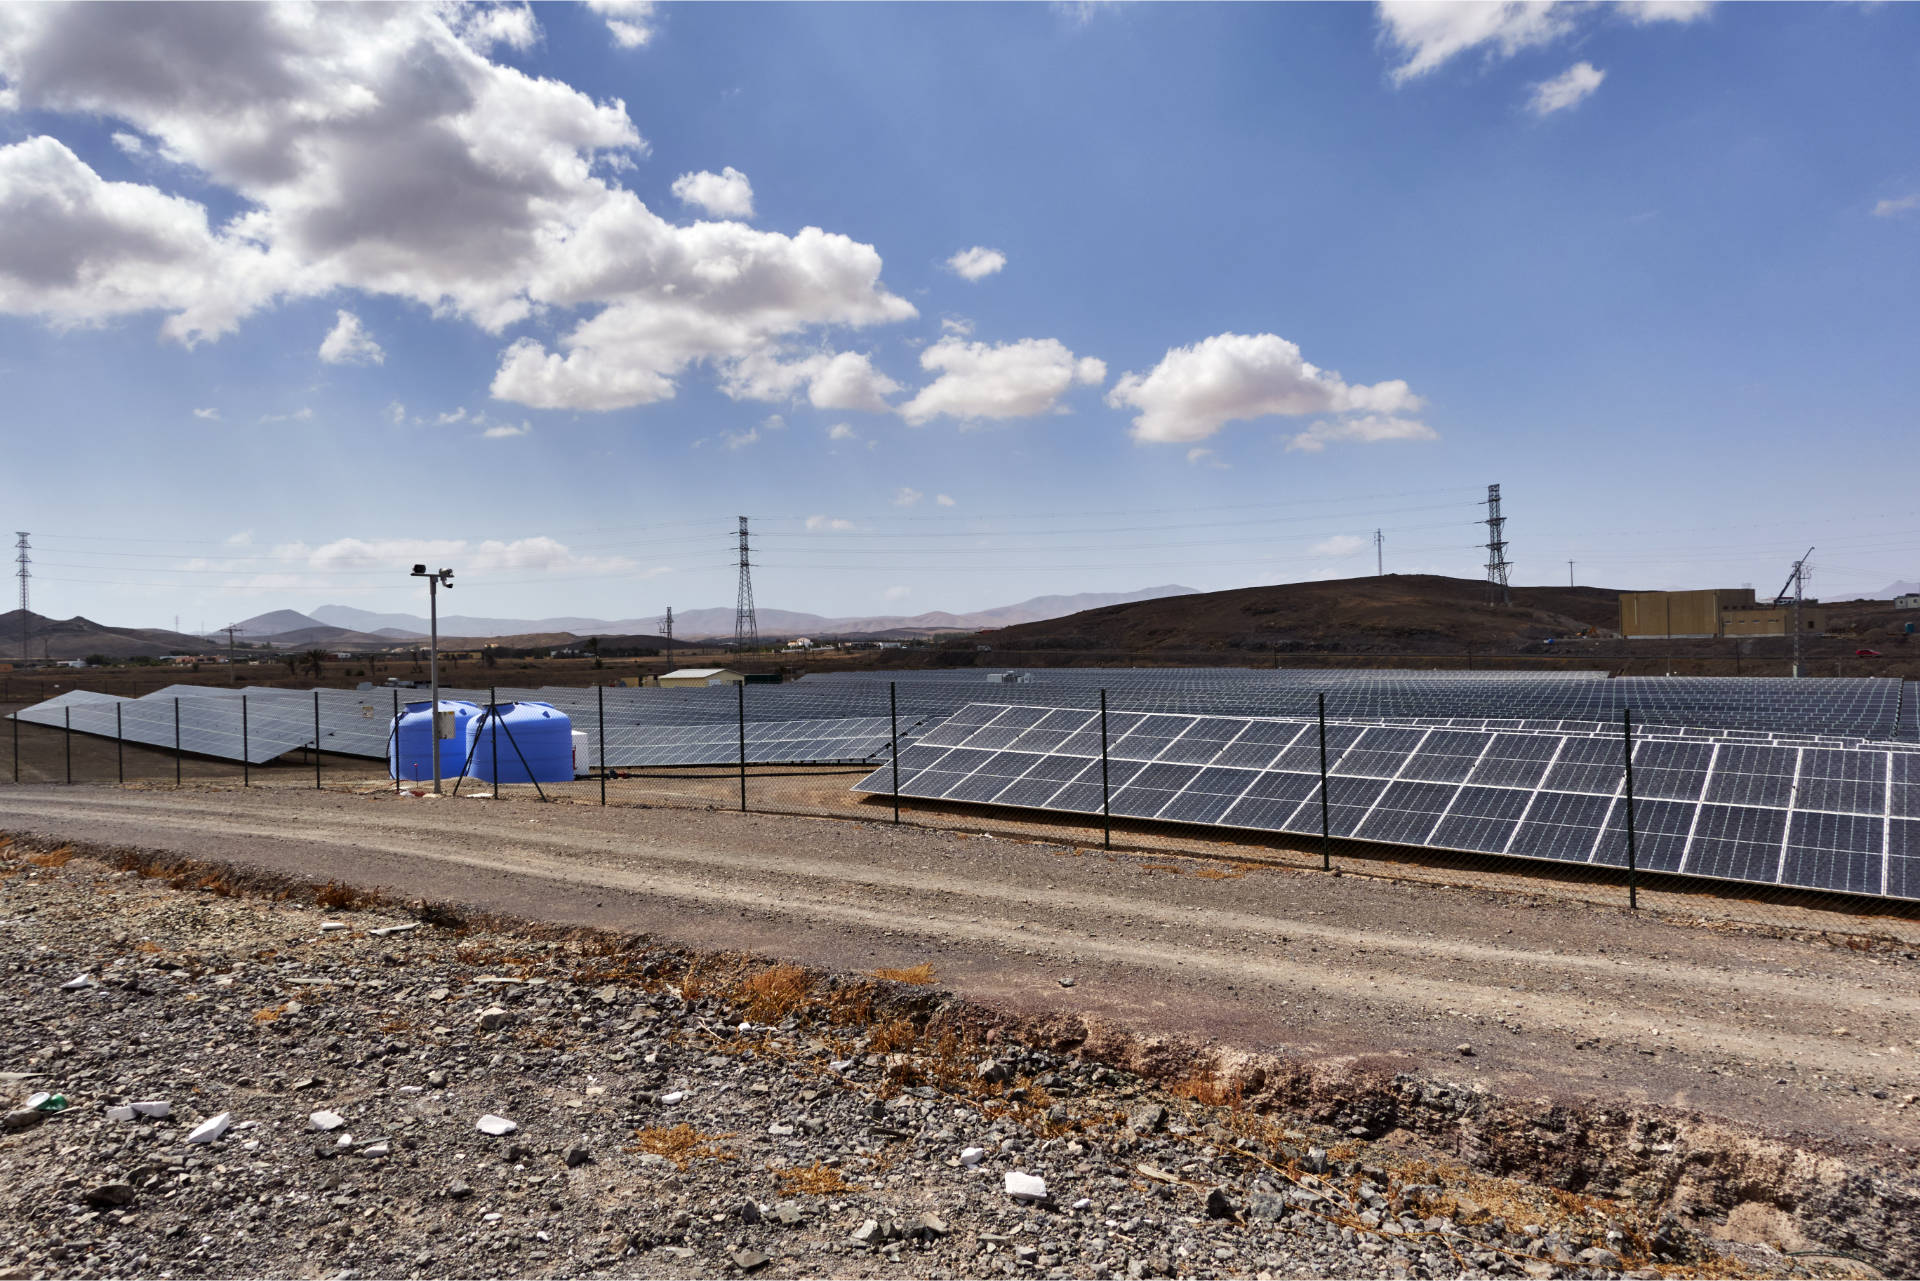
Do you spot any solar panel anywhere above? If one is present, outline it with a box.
[854,703,1920,902]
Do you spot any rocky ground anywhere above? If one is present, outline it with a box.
[0,838,1861,1281]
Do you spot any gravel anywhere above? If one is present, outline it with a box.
[0,846,1846,1280]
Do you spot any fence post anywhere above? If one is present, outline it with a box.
[11,704,18,783]
[115,703,122,785]
[64,706,72,785]
[890,681,900,824]
[174,697,182,788]
[598,683,607,807]
[490,685,499,798]
[1317,692,1331,872]
[312,690,321,790]
[241,695,249,788]
[1622,708,1638,910]
[392,689,400,793]
[1099,689,1112,851]
[737,680,747,813]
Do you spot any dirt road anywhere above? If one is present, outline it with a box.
[4,784,1915,1160]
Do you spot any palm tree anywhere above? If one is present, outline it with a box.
[304,648,328,679]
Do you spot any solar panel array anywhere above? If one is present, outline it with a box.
[854,702,1920,902]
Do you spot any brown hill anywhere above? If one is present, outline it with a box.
[976,574,1624,656]
[0,610,214,661]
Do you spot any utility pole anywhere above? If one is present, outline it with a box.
[1481,485,1511,606]
[733,517,758,653]
[14,532,29,660]
[224,625,240,667]
[411,564,456,791]
[1568,560,1574,587]
[1373,528,1384,576]
[660,606,674,649]
[1772,548,1814,678]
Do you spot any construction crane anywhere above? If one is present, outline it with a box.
[1772,546,1814,678]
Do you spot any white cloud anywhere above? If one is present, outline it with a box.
[935,493,956,507]
[290,534,632,579]
[317,308,384,365]
[192,406,219,420]
[259,407,314,424]
[1286,414,1438,453]
[0,5,916,411]
[900,337,1106,425]
[110,131,144,156]
[1310,534,1370,557]
[1186,447,1212,464]
[225,530,253,546]
[805,515,855,531]
[721,426,760,451]
[481,421,530,439]
[1107,332,1421,444]
[827,423,856,441]
[722,348,900,412]
[893,487,923,507]
[671,166,754,219]
[450,2,539,52]
[1528,62,1604,115]
[1377,1,1708,82]
[882,585,912,602]
[585,0,656,49]
[940,316,974,337]
[386,401,406,425]
[945,246,1007,281]
[1873,194,1920,218]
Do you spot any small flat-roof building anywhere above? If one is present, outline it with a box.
[1896,594,1920,610]
[658,667,745,688]
[1622,588,1827,639]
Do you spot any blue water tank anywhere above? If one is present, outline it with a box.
[390,700,483,782]
[468,701,574,784]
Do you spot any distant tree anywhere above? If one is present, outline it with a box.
[83,653,109,667]
[481,648,499,669]
[284,655,300,677]
[304,649,327,679]
[585,636,600,656]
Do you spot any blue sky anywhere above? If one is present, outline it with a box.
[1,1,1916,631]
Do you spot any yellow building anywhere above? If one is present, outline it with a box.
[1621,589,1826,639]
[657,667,745,688]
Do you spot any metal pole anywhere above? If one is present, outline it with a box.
[11,703,17,783]
[429,577,442,794]
[174,697,182,788]
[1317,692,1331,872]
[241,694,249,787]
[392,689,400,793]
[64,706,71,784]
[490,685,499,797]
[1099,689,1111,851]
[312,689,321,790]
[115,703,122,785]
[737,679,747,813]
[597,683,606,807]
[1622,708,1638,910]
[889,681,900,824]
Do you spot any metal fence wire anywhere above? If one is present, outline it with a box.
[4,679,1918,947]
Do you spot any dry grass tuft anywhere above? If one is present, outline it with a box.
[195,872,239,897]
[869,962,936,985]
[865,1016,918,1054]
[1192,866,1247,881]
[777,1160,852,1196]
[734,965,815,1023]
[251,1003,286,1024]
[1169,1069,1244,1109]
[27,844,74,868]
[631,1124,735,1169]
[314,881,361,910]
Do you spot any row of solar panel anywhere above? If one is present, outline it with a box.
[852,704,1920,901]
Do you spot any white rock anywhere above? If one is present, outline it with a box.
[1005,1171,1047,1201]
[335,1133,354,1148]
[370,923,418,937]
[186,1113,231,1144]
[476,1114,517,1136]
[60,975,94,991]
[361,1142,390,1158]
[661,1091,686,1105]
[309,1110,347,1132]
[959,1147,986,1166]
[319,922,348,933]
[131,1101,170,1118]
[1072,1197,1092,1210]
[105,1105,136,1122]
[398,1086,424,1095]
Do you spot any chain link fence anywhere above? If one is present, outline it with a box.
[6,681,1918,948]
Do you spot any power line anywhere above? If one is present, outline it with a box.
[733,516,757,652]
[14,532,29,660]
[1482,484,1510,607]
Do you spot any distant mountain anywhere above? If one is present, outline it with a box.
[309,586,1199,640]
[1869,580,1920,599]
[0,610,212,660]
[229,609,326,638]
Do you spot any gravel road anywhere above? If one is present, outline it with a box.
[3,784,1914,1160]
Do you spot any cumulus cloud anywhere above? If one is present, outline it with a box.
[1529,62,1604,115]
[1107,332,1421,444]
[481,421,530,438]
[1286,414,1438,453]
[882,585,911,601]
[317,308,384,364]
[1377,1,1708,82]
[1310,534,1370,557]
[1873,194,1920,218]
[259,407,314,423]
[192,406,219,420]
[291,535,632,579]
[893,487,923,507]
[827,423,856,441]
[722,348,901,412]
[805,515,855,531]
[585,0,656,49]
[0,4,915,411]
[110,131,144,156]
[671,166,754,218]
[721,425,760,451]
[946,246,1006,281]
[935,493,955,507]
[900,337,1106,425]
